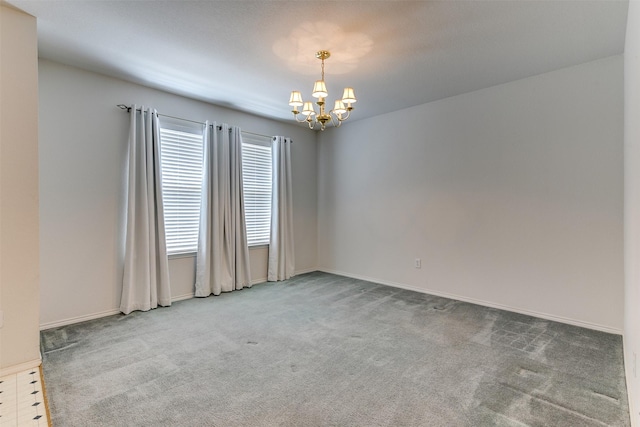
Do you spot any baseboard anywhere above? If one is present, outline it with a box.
[623,335,638,427]
[295,267,318,276]
[40,269,321,330]
[319,268,622,335]
[172,293,194,302]
[0,358,41,377]
[251,267,318,285]
[40,308,121,331]
[39,294,194,329]
[252,276,268,285]
[40,268,618,335]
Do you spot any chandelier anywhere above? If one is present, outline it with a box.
[288,50,357,131]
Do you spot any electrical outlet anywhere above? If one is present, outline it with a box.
[415,258,421,269]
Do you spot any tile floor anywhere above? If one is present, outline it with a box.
[0,367,50,427]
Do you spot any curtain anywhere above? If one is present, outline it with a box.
[195,123,251,296]
[268,136,295,281]
[120,105,171,314]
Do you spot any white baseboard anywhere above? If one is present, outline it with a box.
[250,267,318,285]
[38,270,320,330]
[172,293,194,302]
[319,268,622,335]
[0,358,41,377]
[622,335,638,427]
[251,277,268,285]
[40,294,194,330]
[40,308,121,331]
[39,268,619,335]
[295,267,318,276]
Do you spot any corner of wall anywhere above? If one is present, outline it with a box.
[625,0,640,425]
[0,4,41,374]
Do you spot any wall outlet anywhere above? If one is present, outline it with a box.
[415,258,421,269]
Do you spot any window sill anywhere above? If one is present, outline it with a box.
[249,244,269,250]
[168,246,267,258]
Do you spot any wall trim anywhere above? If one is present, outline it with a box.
[0,358,42,377]
[39,268,319,330]
[295,267,318,276]
[40,308,121,330]
[250,267,318,286]
[252,277,268,285]
[173,293,194,302]
[39,267,619,335]
[623,335,637,426]
[319,268,622,335]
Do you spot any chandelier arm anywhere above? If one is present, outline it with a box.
[328,113,341,128]
[293,114,307,123]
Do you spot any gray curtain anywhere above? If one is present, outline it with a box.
[120,105,171,314]
[268,136,295,281]
[195,123,251,296]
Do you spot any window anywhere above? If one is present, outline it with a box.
[242,134,272,246]
[158,122,270,253]
[159,119,204,255]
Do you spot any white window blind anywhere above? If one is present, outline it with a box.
[159,120,204,255]
[242,134,272,247]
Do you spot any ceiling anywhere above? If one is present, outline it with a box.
[6,0,629,126]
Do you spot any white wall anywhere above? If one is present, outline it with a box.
[625,1,640,425]
[0,5,40,375]
[318,55,624,333]
[38,60,317,328]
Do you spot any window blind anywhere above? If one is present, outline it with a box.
[159,124,204,255]
[242,135,272,246]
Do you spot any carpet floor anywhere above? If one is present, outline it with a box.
[41,272,630,426]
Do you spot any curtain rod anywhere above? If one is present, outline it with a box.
[117,104,274,139]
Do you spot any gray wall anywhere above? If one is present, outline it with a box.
[38,60,317,328]
[318,55,624,333]
[39,54,625,337]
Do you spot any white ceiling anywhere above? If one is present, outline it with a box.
[6,0,629,125]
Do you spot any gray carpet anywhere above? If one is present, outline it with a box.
[41,272,630,426]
